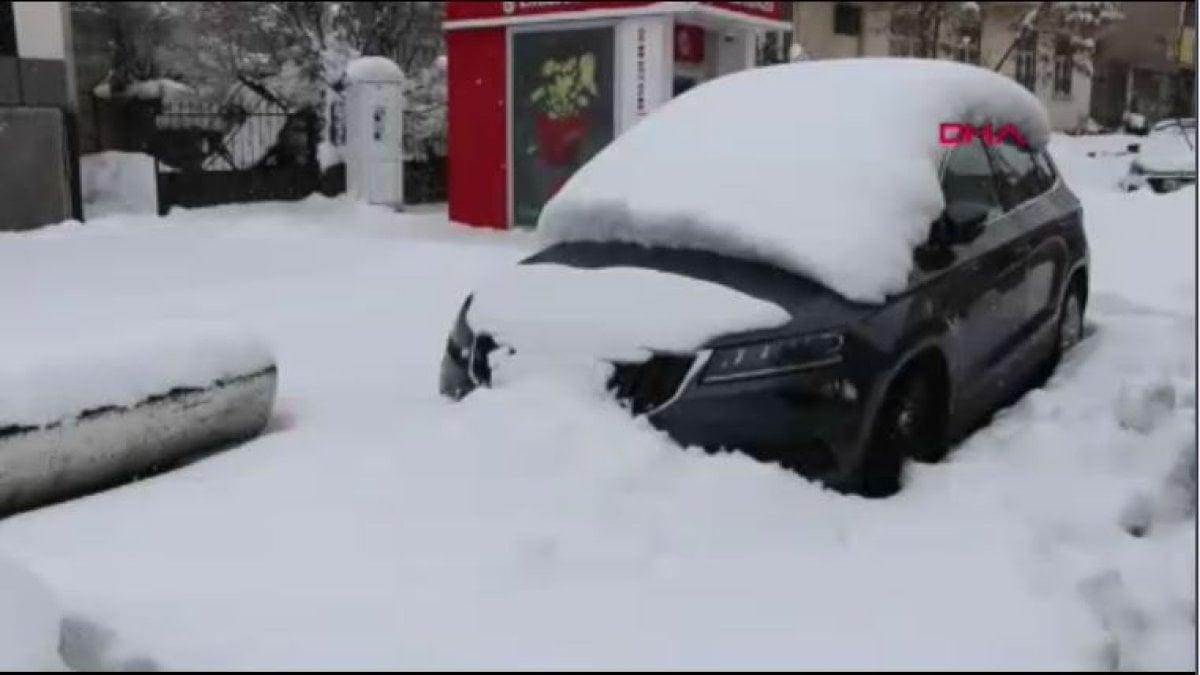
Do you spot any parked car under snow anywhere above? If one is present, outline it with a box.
[1120,118,1197,194]
[440,58,1090,498]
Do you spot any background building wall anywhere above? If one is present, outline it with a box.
[0,1,80,230]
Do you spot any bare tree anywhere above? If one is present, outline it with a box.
[76,2,448,156]
[879,1,1123,77]
[992,1,1124,74]
[73,2,179,94]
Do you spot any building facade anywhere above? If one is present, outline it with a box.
[1089,1,1195,128]
[791,2,1096,132]
[0,1,81,231]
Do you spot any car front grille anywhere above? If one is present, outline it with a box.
[608,354,696,416]
[469,334,694,414]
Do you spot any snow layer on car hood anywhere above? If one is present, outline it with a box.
[466,263,791,382]
[538,58,1051,303]
[0,554,64,670]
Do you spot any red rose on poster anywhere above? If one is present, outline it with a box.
[536,113,591,165]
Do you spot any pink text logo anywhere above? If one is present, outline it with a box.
[939,123,1028,148]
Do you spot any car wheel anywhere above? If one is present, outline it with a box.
[1038,281,1085,383]
[859,368,940,497]
[1058,289,1084,354]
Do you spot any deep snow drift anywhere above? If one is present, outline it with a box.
[0,135,1192,670]
[0,554,65,670]
[540,59,1052,303]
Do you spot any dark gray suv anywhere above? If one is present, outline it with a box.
[442,134,1088,498]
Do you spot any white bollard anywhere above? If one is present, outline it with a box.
[345,56,406,210]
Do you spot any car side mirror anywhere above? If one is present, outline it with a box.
[933,202,989,246]
[1127,143,1141,153]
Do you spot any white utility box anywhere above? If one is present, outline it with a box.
[345,56,405,209]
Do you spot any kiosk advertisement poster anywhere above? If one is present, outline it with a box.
[511,26,615,227]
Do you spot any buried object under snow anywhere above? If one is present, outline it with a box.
[0,323,277,516]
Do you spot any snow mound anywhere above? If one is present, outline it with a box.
[1115,378,1179,434]
[346,56,404,83]
[539,58,1051,303]
[318,141,343,170]
[80,151,157,219]
[467,263,791,378]
[0,321,274,428]
[0,555,64,670]
[1136,124,1197,174]
[93,78,192,101]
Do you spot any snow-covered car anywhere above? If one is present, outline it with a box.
[1120,118,1197,193]
[440,59,1090,498]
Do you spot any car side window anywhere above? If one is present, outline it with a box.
[989,140,1046,208]
[1032,151,1058,189]
[941,138,1002,216]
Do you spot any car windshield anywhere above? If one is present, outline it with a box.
[1151,119,1197,142]
[1152,118,1195,131]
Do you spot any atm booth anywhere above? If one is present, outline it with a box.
[444,1,790,230]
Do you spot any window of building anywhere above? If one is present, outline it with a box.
[954,23,982,64]
[1053,35,1073,97]
[834,3,862,37]
[0,2,16,58]
[888,10,922,57]
[1014,30,1038,92]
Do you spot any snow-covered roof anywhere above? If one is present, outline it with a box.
[346,56,405,83]
[538,58,1052,303]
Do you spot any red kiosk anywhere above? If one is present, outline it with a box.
[445,1,790,230]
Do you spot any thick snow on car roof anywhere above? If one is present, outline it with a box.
[1137,122,1197,174]
[538,58,1052,303]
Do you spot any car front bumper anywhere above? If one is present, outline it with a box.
[440,343,871,485]
[646,362,869,482]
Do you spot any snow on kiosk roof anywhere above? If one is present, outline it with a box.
[537,58,1052,304]
[346,56,405,83]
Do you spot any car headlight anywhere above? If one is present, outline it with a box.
[701,331,844,384]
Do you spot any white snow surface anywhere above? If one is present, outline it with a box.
[80,151,158,219]
[539,58,1052,303]
[0,555,65,670]
[346,56,404,83]
[0,321,274,428]
[0,135,1192,670]
[467,263,791,374]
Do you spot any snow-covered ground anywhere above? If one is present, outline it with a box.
[0,135,1193,669]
